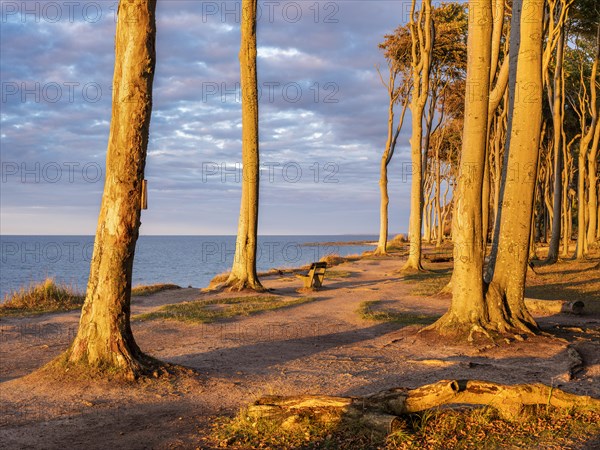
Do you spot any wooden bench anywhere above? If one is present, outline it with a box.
[297,262,327,289]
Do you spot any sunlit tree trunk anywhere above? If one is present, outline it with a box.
[404,0,433,271]
[588,118,600,245]
[428,0,492,335]
[483,0,508,249]
[485,0,544,334]
[224,0,263,291]
[584,26,600,250]
[60,0,158,378]
[546,29,566,263]
[376,70,408,255]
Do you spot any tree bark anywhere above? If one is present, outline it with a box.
[430,0,492,334]
[59,0,159,378]
[376,72,408,255]
[546,29,566,263]
[484,0,544,334]
[588,117,600,245]
[223,0,264,291]
[574,25,599,259]
[403,0,433,271]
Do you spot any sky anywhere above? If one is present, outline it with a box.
[0,0,421,235]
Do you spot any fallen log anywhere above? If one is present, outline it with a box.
[524,298,584,315]
[247,380,600,434]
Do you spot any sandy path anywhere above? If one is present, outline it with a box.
[1,256,598,449]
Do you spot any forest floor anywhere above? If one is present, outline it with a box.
[1,245,599,449]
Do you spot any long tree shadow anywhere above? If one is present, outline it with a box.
[165,322,402,375]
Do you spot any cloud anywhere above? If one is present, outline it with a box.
[0,0,416,235]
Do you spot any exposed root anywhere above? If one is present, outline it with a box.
[214,274,266,293]
[467,324,492,342]
[246,380,600,433]
[401,260,426,272]
[41,348,171,382]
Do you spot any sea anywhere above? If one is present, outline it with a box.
[0,235,377,300]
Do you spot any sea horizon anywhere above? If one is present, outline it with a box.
[0,234,381,300]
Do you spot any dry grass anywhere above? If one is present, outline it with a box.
[402,270,452,296]
[131,283,181,296]
[211,405,600,449]
[135,295,316,323]
[0,278,84,316]
[525,259,600,305]
[320,253,346,266]
[358,300,438,326]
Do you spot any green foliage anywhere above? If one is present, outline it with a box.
[0,278,84,316]
[135,295,315,323]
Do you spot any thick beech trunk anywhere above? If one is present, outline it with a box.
[223,0,264,291]
[60,0,158,378]
[484,0,544,334]
[431,0,492,334]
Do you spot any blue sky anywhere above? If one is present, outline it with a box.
[0,0,419,235]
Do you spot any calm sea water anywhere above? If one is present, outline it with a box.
[0,235,376,300]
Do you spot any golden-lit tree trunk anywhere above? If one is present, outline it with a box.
[561,135,576,257]
[375,70,408,255]
[546,29,566,263]
[578,26,599,256]
[224,0,263,291]
[403,0,433,271]
[485,0,544,334]
[588,115,599,245]
[59,0,158,378]
[429,0,492,334]
[482,0,508,249]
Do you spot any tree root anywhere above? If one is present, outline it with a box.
[246,380,600,434]
[214,275,266,292]
[41,349,173,382]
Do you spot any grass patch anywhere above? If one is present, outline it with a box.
[211,406,600,449]
[358,300,438,326]
[212,407,380,450]
[135,295,315,323]
[131,283,181,296]
[386,406,600,449]
[319,253,346,266]
[0,278,84,317]
[403,271,452,296]
[324,270,352,279]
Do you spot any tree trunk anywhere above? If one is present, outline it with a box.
[429,0,491,334]
[546,30,565,263]
[587,119,599,245]
[58,0,158,378]
[575,26,599,259]
[376,74,408,255]
[403,0,433,271]
[377,156,391,255]
[223,0,263,291]
[484,0,544,334]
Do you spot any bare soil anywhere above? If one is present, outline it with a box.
[1,253,599,449]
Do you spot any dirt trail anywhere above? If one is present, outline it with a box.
[1,256,599,449]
